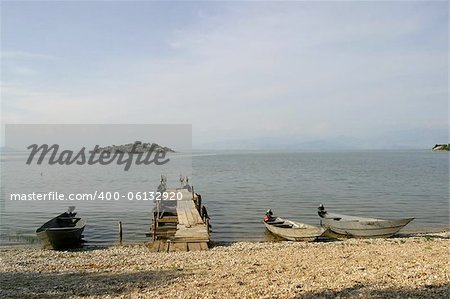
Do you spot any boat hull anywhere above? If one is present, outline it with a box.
[264,218,327,241]
[320,218,414,238]
[37,226,85,249]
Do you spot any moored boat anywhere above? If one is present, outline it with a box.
[36,206,86,249]
[317,204,414,238]
[263,210,328,241]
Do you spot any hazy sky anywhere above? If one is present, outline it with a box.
[1,1,448,149]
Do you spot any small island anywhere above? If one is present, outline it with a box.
[96,141,175,153]
[432,144,450,151]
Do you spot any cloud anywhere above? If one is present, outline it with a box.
[1,2,447,148]
[1,51,60,80]
[1,51,58,60]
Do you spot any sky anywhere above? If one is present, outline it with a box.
[1,1,448,149]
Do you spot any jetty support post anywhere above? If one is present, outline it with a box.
[197,194,202,215]
[152,217,157,241]
[119,221,123,245]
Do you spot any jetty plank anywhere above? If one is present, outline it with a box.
[150,241,161,252]
[152,226,177,232]
[174,225,209,240]
[177,200,196,226]
[168,242,177,252]
[191,207,204,224]
[177,209,191,228]
[173,242,188,252]
[163,241,170,253]
[157,216,178,223]
[187,242,201,251]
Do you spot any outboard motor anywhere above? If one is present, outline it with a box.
[317,204,327,218]
[263,209,273,222]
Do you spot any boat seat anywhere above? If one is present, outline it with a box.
[57,217,81,220]
[267,221,284,225]
[57,217,81,225]
[273,224,293,228]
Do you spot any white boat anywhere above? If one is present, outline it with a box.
[317,205,414,238]
[263,210,328,241]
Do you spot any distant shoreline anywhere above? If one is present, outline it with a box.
[432,144,450,151]
[96,141,175,153]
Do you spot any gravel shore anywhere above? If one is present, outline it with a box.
[1,232,449,299]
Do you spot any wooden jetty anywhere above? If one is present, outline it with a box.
[148,176,211,252]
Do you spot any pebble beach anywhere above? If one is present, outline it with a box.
[1,232,449,299]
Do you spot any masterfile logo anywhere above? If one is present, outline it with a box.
[2,124,192,208]
[26,142,170,171]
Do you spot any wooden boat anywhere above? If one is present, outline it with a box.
[263,210,328,241]
[36,207,86,249]
[317,204,414,238]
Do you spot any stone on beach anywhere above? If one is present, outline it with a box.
[0,232,448,298]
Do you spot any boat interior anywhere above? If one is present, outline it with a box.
[36,212,82,232]
[266,218,294,228]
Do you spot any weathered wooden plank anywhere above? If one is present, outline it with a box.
[149,241,161,252]
[178,210,191,228]
[174,233,209,240]
[170,239,208,243]
[153,226,177,232]
[176,200,191,227]
[157,216,178,223]
[154,232,177,237]
[168,241,177,252]
[177,199,201,226]
[173,242,188,252]
[174,233,208,241]
[187,242,201,252]
[190,207,204,224]
[184,210,194,227]
[163,241,170,253]
[199,242,209,250]
[175,225,208,235]
[186,210,196,226]
[173,225,209,242]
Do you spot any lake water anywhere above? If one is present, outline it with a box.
[0,150,448,246]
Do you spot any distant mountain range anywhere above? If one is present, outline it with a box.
[2,127,447,152]
[0,142,176,153]
[195,128,449,150]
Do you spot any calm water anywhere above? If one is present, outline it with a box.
[1,150,448,246]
